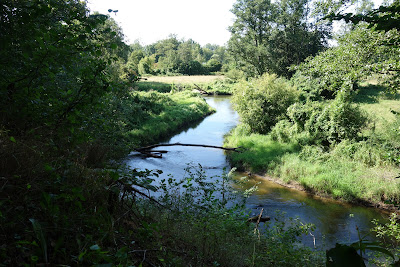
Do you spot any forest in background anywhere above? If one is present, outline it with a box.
[1,0,400,265]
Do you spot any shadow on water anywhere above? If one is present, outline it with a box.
[235,173,389,247]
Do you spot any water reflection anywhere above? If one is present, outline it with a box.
[126,96,388,249]
[237,173,388,247]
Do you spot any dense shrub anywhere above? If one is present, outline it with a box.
[271,90,368,145]
[178,60,205,75]
[205,58,222,72]
[232,74,299,134]
[225,68,246,81]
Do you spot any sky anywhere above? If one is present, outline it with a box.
[86,0,237,46]
[87,0,385,47]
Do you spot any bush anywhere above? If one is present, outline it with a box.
[178,60,205,75]
[205,58,222,72]
[138,56,155,75]
[225,68,246,81]
[232,74,299,134]
[271,90,368,145]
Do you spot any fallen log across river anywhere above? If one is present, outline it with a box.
[134,142,242,158]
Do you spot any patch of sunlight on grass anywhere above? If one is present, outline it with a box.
[226,131,299,172]
[145,75,225,84]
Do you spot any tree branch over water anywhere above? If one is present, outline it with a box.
[134,143,242,158]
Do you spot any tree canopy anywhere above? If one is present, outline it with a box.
[228,0,331,78]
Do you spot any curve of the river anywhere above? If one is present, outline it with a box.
[126,96,388,249]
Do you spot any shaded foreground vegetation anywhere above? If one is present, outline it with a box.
[0,1,324,265]
[2,0,400,266]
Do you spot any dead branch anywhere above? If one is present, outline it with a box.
[135,142,242,153]
[193,83,210,95]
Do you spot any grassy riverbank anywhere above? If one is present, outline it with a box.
[126,91,214,146]
[225,83,400,207]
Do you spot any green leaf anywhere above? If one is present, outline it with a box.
[10,136,16,143]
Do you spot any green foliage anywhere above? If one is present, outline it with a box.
[130,35,229,76]
[205,58,222,72]
[226,126,400,203]
[328,0,400,32]
[225,124,300,172]
[125,44,145,77]
[271,90,368,145]
[226,68,246,81]
[126,91,214,146]
[151,165,324,266]
[228,0,330,77]
[136,81,173,93]
[292,25,400,99]
[178,60,206,75]
[0,0,129,151]
[138,56,156,75]
[0,1,236,265]
[232,74,299,134]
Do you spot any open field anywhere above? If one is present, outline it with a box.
[138,75,234,95]
[144,75,225,84]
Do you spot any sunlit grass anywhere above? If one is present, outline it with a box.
[138,75,234,95]
[136,81,172,93]
[355,82,400,133]
[145,75,225,84]
[128,92,214,146]
[225,124,400,204]
[274,153,400,203]
[225,126,299,172]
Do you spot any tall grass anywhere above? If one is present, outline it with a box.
[128,91,214,146]
[225,124,300,172]
[225,80,400,206]
[225,125,400,205]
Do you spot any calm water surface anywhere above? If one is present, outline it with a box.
[126,96,388,248]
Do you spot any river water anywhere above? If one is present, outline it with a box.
[126,96,388,249]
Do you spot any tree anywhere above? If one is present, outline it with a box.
[232,74,299,133]
[228,0,275,76]
[327,0,400,31]
[126,41,145,76]
[138,56,156,75]
[0,0,126,143]
[205,58,222,72]
[320,0,400,94]
[228,0,330,78]
[292,24,400,99]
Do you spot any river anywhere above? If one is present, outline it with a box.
[126,95,388,249]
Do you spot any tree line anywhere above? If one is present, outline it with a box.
[126,36,229,76]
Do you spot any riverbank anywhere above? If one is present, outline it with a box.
[125,91,215,147]
[224,123,400,211]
